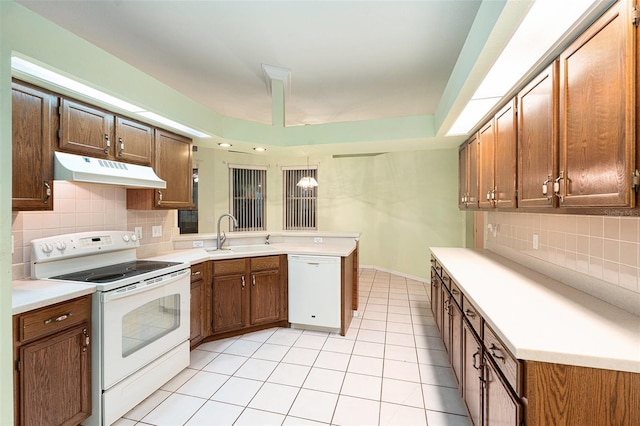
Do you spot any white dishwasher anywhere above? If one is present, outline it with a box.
[288,254,341,329]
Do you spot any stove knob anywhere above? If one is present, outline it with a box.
[130,234,138,242]
[55,241,67,252]
[42,243,53,254]
[122,234,130,242]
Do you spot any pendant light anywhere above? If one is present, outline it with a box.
[297,156,318,189]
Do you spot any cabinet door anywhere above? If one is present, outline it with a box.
[59,98,114,158]
[430,274,442,332]
[442,288,452,354]
[211,274,247,333]
[518,63,558,208]
[19,323,91,426]
[190,279,204,347]
[468,134,479,208]
[451,300,463,387]
[459,143,469,209]
[12,81,55,211]
[484,356,522,426]
[494,99,517,209]
[463,321,482,426]
[115,117,153,166]
[250,269,281,326]
[154,129,194,209]
[558,1,635,207]
[477,121,495,209]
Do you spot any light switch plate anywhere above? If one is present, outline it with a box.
[193,240,204,248]
[152,226,162,238]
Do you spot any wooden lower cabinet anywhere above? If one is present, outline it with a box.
[210,255,287,337]
[484,356,522,426]
[462,320,483,426]
[190,262,209,348]
[431,255,640,425]
[13,295,92,426]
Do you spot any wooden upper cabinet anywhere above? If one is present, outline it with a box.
[114,117,154,166]
[494,99,517,209]
[458,143,469,209]
[59,98,153,166]
[12,81,56,211]
[458,136,479,210]
[59,98,114,158]
[154,129,194,209]
[517,62,558,209]
[478,121,495,209]
[126,129,193,210]
[558,0,636,207]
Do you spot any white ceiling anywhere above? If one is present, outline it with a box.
[17,0,485,129]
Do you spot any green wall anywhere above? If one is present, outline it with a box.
[0,2,465,421]
[195,147,464,279]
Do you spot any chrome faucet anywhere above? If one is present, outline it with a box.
[216,213,238,250]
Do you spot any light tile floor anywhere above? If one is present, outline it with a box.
[114,269,470,426]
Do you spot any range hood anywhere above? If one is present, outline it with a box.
[54,152,166,189]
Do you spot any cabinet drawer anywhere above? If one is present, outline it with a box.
[190,262,205,282]
[250,255,280,272]
[484,323,520,393]
[462,295,482,337]
[16,295,91,343]
[213,258,246,276]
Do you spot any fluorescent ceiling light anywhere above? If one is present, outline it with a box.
[137,112,209,138]
[11,56,210,139]
[447,0,606,136]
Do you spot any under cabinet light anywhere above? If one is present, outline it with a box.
[11,56,210,139]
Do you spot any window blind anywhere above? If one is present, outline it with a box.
[283,167,318,230]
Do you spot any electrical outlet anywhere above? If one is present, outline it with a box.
[313,237,323,243]
[193,240,204,248]
[533,234,539,250]
[152,226,162,238]
[134,227,143,240]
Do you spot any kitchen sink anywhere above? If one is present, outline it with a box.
[206,245,277,254]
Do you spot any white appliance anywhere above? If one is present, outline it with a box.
[31,231,190,426]
[288,255,341,330]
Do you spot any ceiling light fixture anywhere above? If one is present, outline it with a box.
[447,0,609,136]
[297,157,318,189]
[11,56,210,139]
[253,147,266,152]
[218,142,232,148]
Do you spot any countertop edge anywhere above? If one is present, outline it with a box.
[430,247,640,374]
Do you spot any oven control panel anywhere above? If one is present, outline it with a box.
[31,230,140,262]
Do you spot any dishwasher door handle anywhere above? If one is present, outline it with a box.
[307,262,320,266]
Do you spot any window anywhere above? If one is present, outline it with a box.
[229,165,266,231]
[283,167,318,230]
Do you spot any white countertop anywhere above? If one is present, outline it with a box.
[13,241,356,315]
[430,247,640,373]
[12,279,96,315]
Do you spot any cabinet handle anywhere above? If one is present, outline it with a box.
[44,312,72,324]
[157,190,163,206]
[451,289,459,296]
[443,299,450,313]
[486,190,491,202]
[43,182,51,204]
[472,351,481,370]
[489,343,505,363]
[83,327,90,352]
[252,275,256,287]
[104,134,111,154]
[118,137,124,156]
[554,171,564,202]
[191,271,201,277]
[542,174,552,199]
[241,276,245,289]
[464,309,476,318]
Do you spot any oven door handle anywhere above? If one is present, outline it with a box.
[102,269,189,302]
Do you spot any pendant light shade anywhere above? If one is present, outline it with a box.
[297,156,318,188]
[296,176,318,188]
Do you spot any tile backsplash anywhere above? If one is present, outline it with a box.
[12,181,176,279]
[486,211,640,315]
